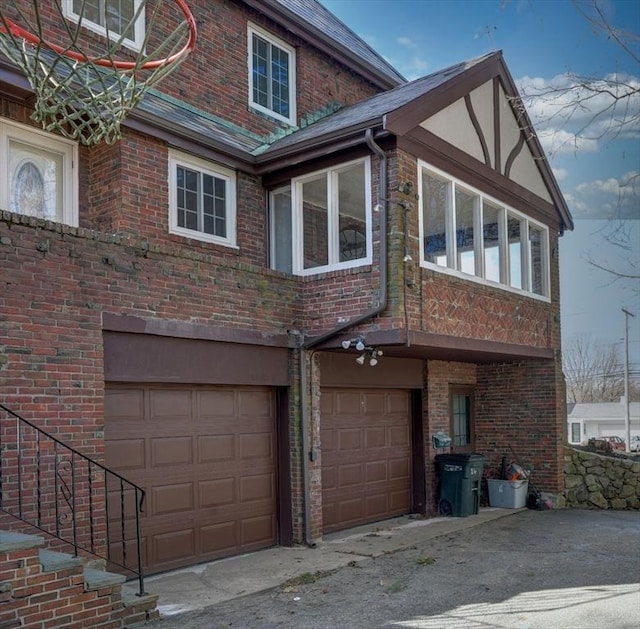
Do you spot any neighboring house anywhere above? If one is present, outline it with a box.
[567,401,640,445]
[1,0,572,581]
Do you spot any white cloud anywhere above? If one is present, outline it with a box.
[397,36,416,48]
[552,167,568,181]
[568,171,639,219]
[516,72,640,153]
[536,128,599,157]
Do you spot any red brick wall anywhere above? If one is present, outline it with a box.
[475,357,566,494]
[6,1,382,138]
[424,360,477,514]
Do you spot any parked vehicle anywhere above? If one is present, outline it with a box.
[602,436,626,451]
[630,436,640,452]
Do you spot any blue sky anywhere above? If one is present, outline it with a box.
[322,0,640,359]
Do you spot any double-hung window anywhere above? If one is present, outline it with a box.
[63,0,145,51]
[0,118,78,226]
[419,161,550,299]
[270,158,372,275]
[168,150,236,248]
[248,24,296,125]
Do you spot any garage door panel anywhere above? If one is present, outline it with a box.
[389,425,410,446]
[238,389,273,416]
[239,432,273,459]
[335,391,361,414]
[240,473,274,503]
[365,427,386,448]
[338,463,363,486]
[338,429,361,451]
[151,436,192,467]
[150,389,192,419]
[338,498,364,523]
[198,434,235,463]
[389,458,410,480]
[153,528,195,564]
[241,515,275,546]
[201,522,237,554]
[105,388,145,421]
[199,478,236,508]
[322,388,411,533]
[105,385,277,574]
[390,490,410,511]
[198,389,236,416]
[363,392,386,413]
[105,439,145,470]
[366,494,388,517]
[366,461,387,483]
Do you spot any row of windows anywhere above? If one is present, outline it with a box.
[419,163,550,297]
[63,3,296,125]
[2,117,550,300]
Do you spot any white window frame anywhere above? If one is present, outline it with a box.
[248,23,296,126]
[62,0,145,52]
[0,118,78,227]
[168,150,237,248]
[418,160,550,300]
[290,157,372,276]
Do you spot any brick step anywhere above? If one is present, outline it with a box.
[0,529,158,628]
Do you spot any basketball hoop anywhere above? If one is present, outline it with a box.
[0,1,197,145]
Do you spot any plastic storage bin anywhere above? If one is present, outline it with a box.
[435,453,485,517]
[487,479,529,508]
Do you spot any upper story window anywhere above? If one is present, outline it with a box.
[63,0,145,51]
[248,23,296,125]
[0,118,78,226]
[168,150,237,248]
[270,158,372,275]
[419,161,550,299]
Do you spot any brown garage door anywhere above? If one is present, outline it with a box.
[321,388,411,533]
[105,384,277,574]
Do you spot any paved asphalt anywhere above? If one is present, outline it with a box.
[141,508,640,629]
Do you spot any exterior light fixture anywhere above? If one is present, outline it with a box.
[341,336,366,351]
[355,347,382,367]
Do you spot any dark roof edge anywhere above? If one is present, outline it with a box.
[242,0,404,90]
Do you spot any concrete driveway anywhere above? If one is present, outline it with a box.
[140,508,640,629]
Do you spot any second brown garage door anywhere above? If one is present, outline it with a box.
[104,384,277,574]
[321,388,411,533]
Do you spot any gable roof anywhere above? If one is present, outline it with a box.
[568,402,640,421]
[242,0,405,89]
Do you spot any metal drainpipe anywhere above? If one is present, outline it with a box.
[299,128,388,545]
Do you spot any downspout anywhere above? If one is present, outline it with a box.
[299,127,388,545]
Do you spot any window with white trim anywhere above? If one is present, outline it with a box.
[0,118,78,226]
[248,23,296,125]
[63,0,144,51]
[419,162,550,298]
[270,158,372,275]
[168,150,236,248]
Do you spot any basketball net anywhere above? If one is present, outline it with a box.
[0,1,197,145]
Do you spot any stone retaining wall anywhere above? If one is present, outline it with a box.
[564,446,640,510]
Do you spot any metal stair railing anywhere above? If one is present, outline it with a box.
[0,403,146,596]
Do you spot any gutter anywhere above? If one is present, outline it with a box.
[299,128,388,545]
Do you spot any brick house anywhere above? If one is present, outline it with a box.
[1,0,571,588]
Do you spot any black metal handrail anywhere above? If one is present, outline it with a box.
[0,403,146,596]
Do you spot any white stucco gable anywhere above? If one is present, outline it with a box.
[419,80,552,204]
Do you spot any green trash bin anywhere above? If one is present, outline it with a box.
[435,453,485,517]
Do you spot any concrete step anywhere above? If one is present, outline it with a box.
[38,548,85,572]
[0,531,45,553]
[84,566,127,591]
